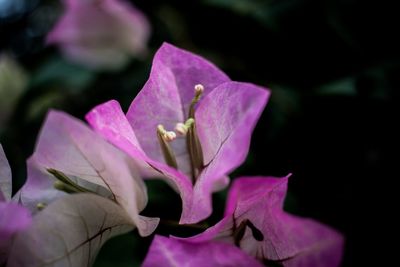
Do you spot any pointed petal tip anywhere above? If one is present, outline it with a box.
[178,200,211,225]
[85,99,122,123]
[137,215,160,237]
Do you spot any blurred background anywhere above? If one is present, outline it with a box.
[1,0,398,266]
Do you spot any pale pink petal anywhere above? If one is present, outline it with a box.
[47,0,150,69]
[7,193,133,267]
[0,203,31,265]
[31,110,158,236]
[13,158,66,214]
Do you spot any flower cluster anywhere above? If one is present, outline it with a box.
[0,43,344,267]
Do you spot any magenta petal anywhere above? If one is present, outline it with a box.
[87,44,270,225]
[0,144,12,201]
[187,176,344,267]
[126,43,230,175]
[0,203,31,265]
[196,82,270,169]
[87,100,194,223]
[128,42,230,120]
[143,235,263,267]
[86,99,156,176]
[226,176,344,266]
[180,82,269,223]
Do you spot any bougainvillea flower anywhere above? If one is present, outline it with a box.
[87,43,270,224]
[8,193,135,267]
[3,141,136,266]
[142,235,264,267]
[47,0,150,70]
[177,176,344,266]
[15,111,159,236]
[0,145,32,265]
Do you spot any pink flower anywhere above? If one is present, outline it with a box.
[15,111,158,237]
[8,111,158,265]
[87,43,270,224]
[144,176,344,267]
[5,110,160,266]
[47,0,150,70]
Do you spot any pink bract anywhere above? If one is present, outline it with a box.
[183,176,345,267]
[0,145,32,265]
[47,0,150,70]
[87,43,270,224]
[142,235,263,267]
[15,111,158,237]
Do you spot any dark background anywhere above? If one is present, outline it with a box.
[1,0,398,266]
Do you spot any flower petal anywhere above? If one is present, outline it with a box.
[143,235,263,267]
[13,158,66,214]
[226,176,344,266]
[31,110,158,236]
[126,43,230,175]
[87,100,194,224]
[0,203,31,265]
[196,81,270,172]
[180,82,270,223]
[187,176,344,267]
[47,0,150,70]
[0,144,12,201]
[7,193,133,267]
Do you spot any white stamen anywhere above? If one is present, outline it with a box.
[194,84,204,97]
[175,122,188,136]
[157,124,176,142]
[164,131,177,141]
